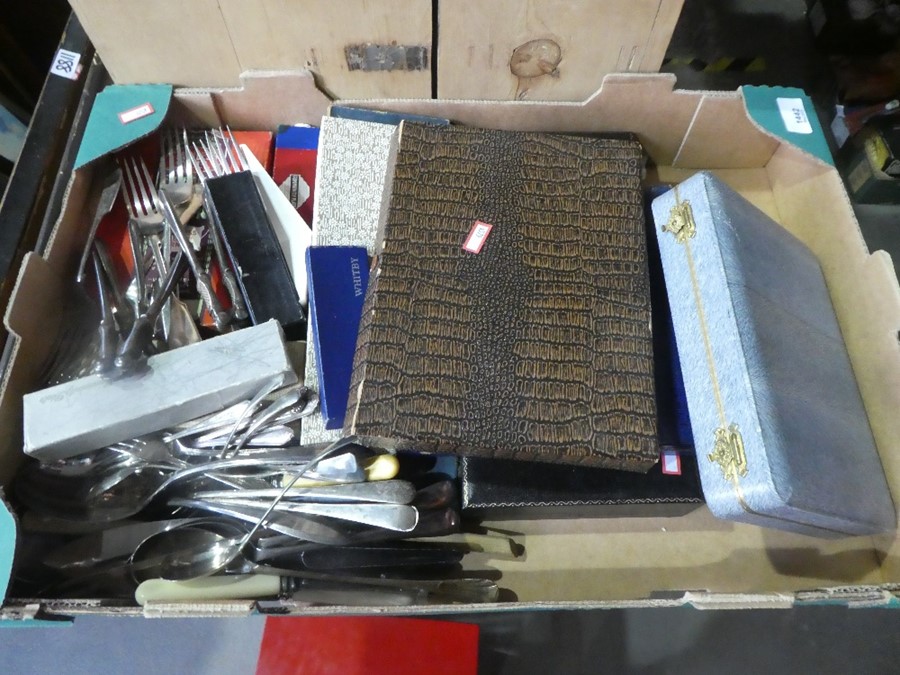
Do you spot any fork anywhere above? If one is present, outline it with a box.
[120,157,168,283]
[159,129,203,221]
[120,153,229,332]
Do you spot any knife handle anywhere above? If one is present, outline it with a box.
[278,453,400,488]
[136,574,281,605]
[413,480,458,510]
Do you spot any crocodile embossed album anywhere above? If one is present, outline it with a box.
[344,122,658,470]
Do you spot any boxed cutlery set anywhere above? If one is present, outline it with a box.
[1,0,900,619]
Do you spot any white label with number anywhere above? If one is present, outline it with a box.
[50,48,81,80]
[463,220,493,254]
[776,97,813,135]
[118,103,155,124]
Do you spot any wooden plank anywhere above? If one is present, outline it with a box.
[68,0,241,88]
[218,0,432,100]
[437,0,684,101]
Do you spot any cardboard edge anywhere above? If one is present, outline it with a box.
[9,586,900,620]
[171,70,333,130]
[343,72,683,110]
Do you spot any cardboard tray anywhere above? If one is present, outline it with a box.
[1,71,900,618]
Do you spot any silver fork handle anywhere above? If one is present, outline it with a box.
[127,219,148,313]
[158,190,231,331]
[204,192,249,321]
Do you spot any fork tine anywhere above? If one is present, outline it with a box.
[175,130,185,182]
[202,132,224,175]
[181,129,193,183]
[129,158,150,216]
[120,158,138,219]
[225,126,247,171]
[188,141,211,182]
[164,130,174,178]
[136,158,160,215]
[157,135,168,189]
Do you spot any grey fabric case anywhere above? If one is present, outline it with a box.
[651,172,895,537]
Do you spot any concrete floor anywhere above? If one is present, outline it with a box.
[2,606,899,674]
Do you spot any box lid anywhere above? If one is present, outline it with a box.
[651,172,896,537]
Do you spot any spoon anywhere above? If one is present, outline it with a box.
[17,454,343,523]
[168,498,368,546]
[129,523,247,583]
[190,479,416,505]
[176,498,419,532]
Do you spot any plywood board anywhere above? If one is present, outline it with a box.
[69,0,432,98]
[218,0,432,99]
[69,0,241,88]
[437,0,684,101]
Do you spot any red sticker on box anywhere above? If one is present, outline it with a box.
[661,450,682,475]
[463,220,493,254]
[118,103,155,125]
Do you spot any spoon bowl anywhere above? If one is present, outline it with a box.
[129,522,247,582]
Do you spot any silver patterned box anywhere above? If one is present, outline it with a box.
[301,117,396,445]
[652,172,895,537]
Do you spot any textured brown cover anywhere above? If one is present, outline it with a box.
[344,122,657,470]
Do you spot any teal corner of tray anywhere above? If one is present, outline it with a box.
[742,85,834,166]
[74,83,174,170]
[0,498,16,604]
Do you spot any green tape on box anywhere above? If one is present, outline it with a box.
[742,85,833,166]
[74,84,172,169]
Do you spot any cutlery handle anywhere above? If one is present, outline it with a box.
[221,268,248,321]
[364,454,400,481]
[90,249,118,374]
[413,480,458,510]
[277,453,400,488]
[115,254,188,373]
[136,575,422,606]
[136,574,281,605]
[195,271,231,331]
[206,216,249,321]
[159,190,231,331]
[127,220,147,312]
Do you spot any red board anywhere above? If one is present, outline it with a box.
[255,616,479,675]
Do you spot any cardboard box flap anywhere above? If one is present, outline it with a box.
[436,0,684,101]
[674,94,780,169]
[172,71,332,130]
[68,0,433,99]
[74,84,172,169]
[69,0,241,89]
[0,253,81,489]
[341,74,782,169]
